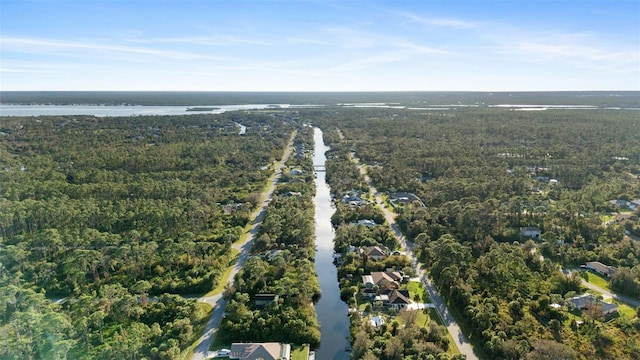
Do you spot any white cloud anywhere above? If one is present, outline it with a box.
[395,11,479,29]
[0,37,228,61]
[124,35,273,46]
[494,30,640,73]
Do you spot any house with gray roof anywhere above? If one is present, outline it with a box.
[567,294,618,317]
[230,342,291,360]
[586,261,618,277]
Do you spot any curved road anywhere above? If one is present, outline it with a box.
[562,269,640,307]
[339,129,478,360]
[191,130,297,360]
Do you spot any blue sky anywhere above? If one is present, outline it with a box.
[1,0,638,91]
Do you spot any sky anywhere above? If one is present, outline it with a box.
[1,0,639,91]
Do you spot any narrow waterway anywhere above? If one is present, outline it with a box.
[313,127,350,360]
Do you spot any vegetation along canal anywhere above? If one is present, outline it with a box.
[312,127,350,359]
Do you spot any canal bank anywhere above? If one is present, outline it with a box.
[312,127,350,360]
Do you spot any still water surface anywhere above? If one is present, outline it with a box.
[0,104,291,117]
[313,127,350,360]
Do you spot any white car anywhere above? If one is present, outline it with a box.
[217,349,231,357]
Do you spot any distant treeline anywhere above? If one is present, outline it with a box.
[1,91,639,107]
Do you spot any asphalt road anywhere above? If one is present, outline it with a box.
[563,268,640,308]
[342,129,478,360]
[190,130,297,360]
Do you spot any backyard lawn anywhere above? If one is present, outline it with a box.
[291,344,310,360]
[405,280,430,303]
[585,271,611,291]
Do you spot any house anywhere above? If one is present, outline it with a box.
[362,271,401,290]
[362,275,375,289]
[290,168,303,176]
[389,192,425,206]
[265,249,281,260]
[224,203,243,214]
[360,246,388,261]
[368,315,385,328]
[230,342,291,360]
[610,199,640,211]
[382,270,404,283]
[254,294,279,306]
[610,199,631,209]
[384,289,413,310]
[520,227,541,239]
[566,294,618,317]
[283,191,302,197]
[342,190,365,206]
[354,219,377,227]
[585,261,618,277]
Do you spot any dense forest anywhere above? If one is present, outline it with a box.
[312,106,640,359]
[0,111,295,359]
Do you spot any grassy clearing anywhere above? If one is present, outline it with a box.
[585,271,611,291]
[415,308,430,327]
[601,214,616,224]
[617,303,636,319]
[405,281,428,303]
[291,344,310,360]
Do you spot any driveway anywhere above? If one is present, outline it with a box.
[564,268,640,307]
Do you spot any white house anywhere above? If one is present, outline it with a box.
[520,227,542,239]
[368,315,385,328]
[585,261,618,277]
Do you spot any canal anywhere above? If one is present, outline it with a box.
[313,127,350,360]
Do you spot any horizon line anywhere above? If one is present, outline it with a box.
[2,89,639,93]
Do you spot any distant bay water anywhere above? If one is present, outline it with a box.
[0,104,298,117]
[3,103,639,117]
[2,92,639,117]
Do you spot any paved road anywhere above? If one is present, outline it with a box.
[191,130,297,360]
[339,129,478,360]
[563,269,640,307]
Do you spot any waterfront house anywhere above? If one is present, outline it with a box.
[230,342,291,360]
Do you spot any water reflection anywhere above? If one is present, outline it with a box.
[313,127,350,360]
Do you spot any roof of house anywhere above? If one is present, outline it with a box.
[363,246,387,258]
[383,270,403,282]
[230,343,290,360]
[370,272,400,287]
[610,199,629,207]
[355,219,377,227]
[566,294,618,314]
[362,275,374,285]
[254,294,278,301]
[368,315,385,327]
[387,289,412,305]
[520,226,541,233]
[586,261,618,275]
[390,192,419,200]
